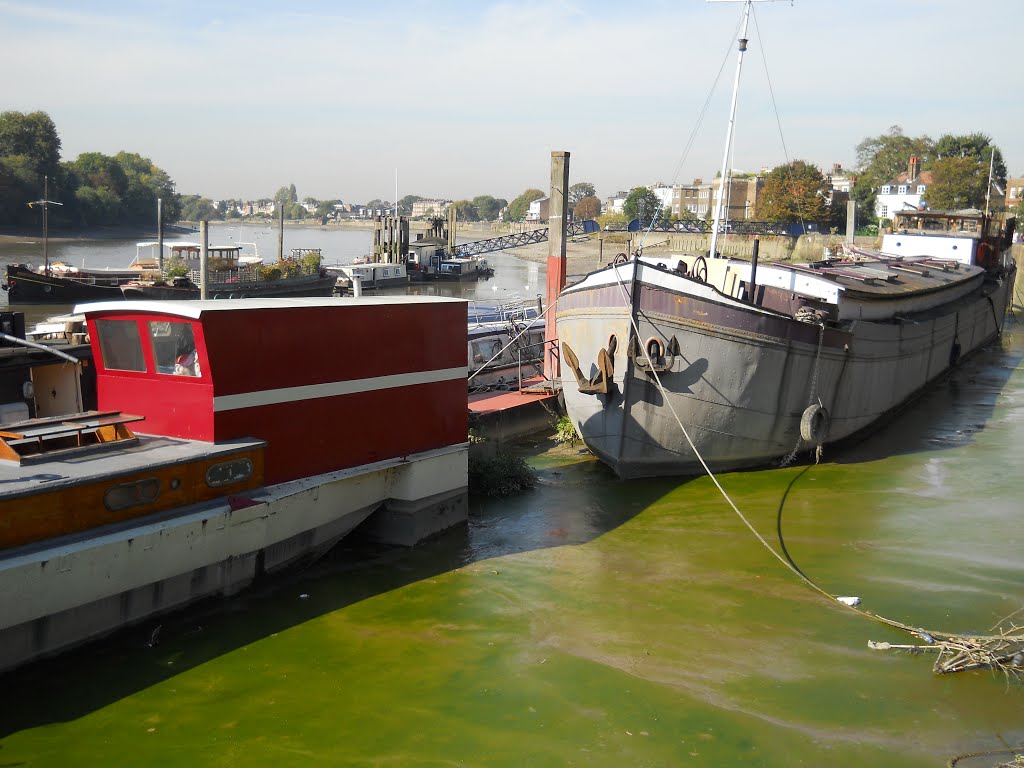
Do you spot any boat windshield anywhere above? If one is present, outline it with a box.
[149,321,201,377]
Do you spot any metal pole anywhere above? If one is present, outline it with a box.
[749,237,759,302]
[43,175,49,275]
[710,0,754,260]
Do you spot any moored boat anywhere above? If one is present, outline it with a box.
[0,296,470,672]
[553,0,1016,479]
[121,243,336,300]
[556,210,1016,479]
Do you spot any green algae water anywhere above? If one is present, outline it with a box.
[2,321,1023,767]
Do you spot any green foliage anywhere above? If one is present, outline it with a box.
[178,194,222,222]
[471,194,506,220]
[853,125,934,218]
[927,156,989,209]
[623,186,668,226]
[258,265,282,281]
[0,111,61,178]
[165,256,188,278]
[755,160,830,225]
[452,199,480,222]
[468,451,537,497]
[300,251,322,271]
[553,416,580,446]
[506,188,545,222]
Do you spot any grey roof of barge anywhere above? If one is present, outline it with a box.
[74,296,466,320]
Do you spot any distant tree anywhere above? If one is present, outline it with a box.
[755,160,830,225]
[471,194,505,221]
[926,156,989,210]
[315,199,339,218]
[398,194,422,215]
[451,199,479,222]
[853,125,934,220]
[573,195,601,220]
[0,111,61,177]
[115,151,179,224]
[568,182,596,208]
[74,185,121,226]
[178,194,222,222]
[506,188,545,222]
[623,186,667,226]
[933,133,1006,186]
[930,133,1005,209]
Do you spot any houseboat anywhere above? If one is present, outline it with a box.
[0,296,470,673]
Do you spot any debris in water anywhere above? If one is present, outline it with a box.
[836,596,861,607]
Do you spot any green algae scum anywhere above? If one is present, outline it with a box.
[2,322,1023,766]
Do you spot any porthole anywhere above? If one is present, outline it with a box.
[104,478,160,511]
[206,458,254,488]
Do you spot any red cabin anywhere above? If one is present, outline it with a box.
[78,297,468,484]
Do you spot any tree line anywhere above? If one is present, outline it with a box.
[2,111,1016,234]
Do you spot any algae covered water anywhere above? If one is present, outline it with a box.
[1,320,1023,766]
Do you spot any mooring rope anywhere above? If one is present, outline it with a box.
[603,255,1024,680]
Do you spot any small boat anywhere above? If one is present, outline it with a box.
[326,261,408,292]
[407,237,493,281]
[0,296,470,673]
[3,257,162,304]
[555,2,1017,479]
[468,317,545,391]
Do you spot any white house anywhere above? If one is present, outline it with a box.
[875,156,931,221]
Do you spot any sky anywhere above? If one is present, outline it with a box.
[3,0,1023,205]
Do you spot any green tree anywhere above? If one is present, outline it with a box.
[933,133,1006,185]
[398,194,422,215]
[926,156,989,210]
[568,182,596,208]
[573,195,601,220]
[471,194,505,221]
[0,111,61,177]
[74,185,121,226]
[178,195,222,222]
[853,125,934,220]
[115,151,179,224]
[623,186,667,226]
[506,188,544,222]
[451,199,480,222]
[755,160,830,225]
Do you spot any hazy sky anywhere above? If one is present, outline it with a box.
[4,0,1022,204]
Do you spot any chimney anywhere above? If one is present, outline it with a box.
[908,155,920,181]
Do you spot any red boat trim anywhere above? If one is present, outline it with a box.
[212,366,468,412]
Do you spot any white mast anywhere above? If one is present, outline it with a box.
[707,0,783,259]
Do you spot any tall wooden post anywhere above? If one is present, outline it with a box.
[544,150,570,384]
[277,207,285,263]
[199,220,209,300]
[157,198,164,271]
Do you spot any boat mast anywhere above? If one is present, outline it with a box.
[28,175,62,276]
[708,0,783,259]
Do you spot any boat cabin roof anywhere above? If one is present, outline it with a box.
[75,296,463,320]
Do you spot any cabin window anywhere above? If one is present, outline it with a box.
[96,319,146,372]
[148,321,201,377]
[471,339,503,364]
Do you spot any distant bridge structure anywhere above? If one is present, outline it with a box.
[452,221,599,258]
[451,219,811,258]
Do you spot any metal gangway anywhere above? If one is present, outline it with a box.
[452,220,599,258]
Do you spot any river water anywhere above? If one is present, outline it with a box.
[1,231,1023,765]
[0,223,548,328]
